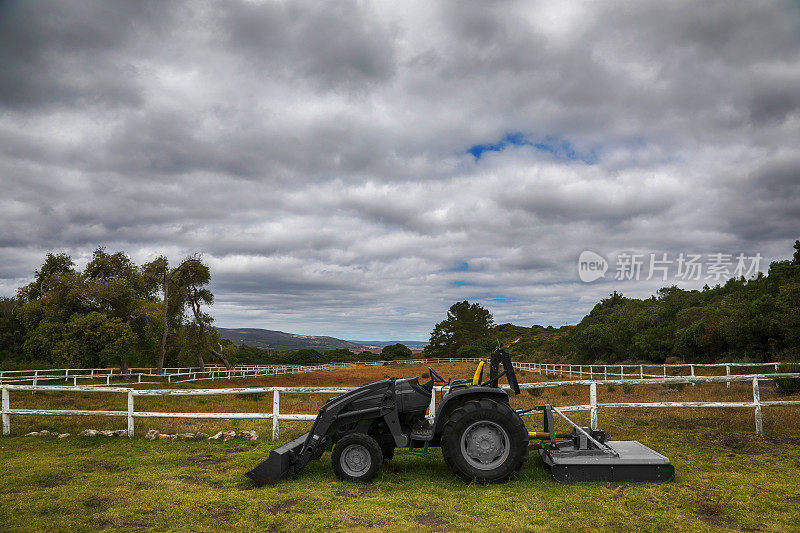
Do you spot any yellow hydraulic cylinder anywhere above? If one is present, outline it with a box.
[528,431,550,440]
[472,361,485,385]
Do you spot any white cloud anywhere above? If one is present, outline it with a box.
[1,0,799,339]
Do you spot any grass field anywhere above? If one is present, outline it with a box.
[1,363,799,532]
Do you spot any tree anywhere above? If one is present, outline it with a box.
[55,312,136,371]
[10,248,222,372]
[176,257,231,371]
[0,297,25,364]
[381,343,412,360]
[425,301,494,357]
[143,256,216,373]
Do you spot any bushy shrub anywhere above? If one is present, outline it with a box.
[774,362,800,395]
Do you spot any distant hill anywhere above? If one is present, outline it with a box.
[347,340,428,353]
[217,328,369,351]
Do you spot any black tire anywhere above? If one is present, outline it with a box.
[332,433,384,482]
[374,433,395,461]
[440,398,529,483]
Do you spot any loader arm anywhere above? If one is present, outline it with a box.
[246,378,406,485]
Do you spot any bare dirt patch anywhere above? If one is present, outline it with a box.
[210,507,238,521]
[335,485,376,500]
[87,459,129,472]
[694,514,728,526]
[32,473,73,487]
[270,498,302,515]
[184,453,227,466]
[121,520,149,531]
[83,496,113,510]
[221,447,251,454]
[349,516,374,527]
[415,511,448,531]
[706,434,766,455]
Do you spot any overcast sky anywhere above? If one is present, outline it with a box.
[1,1,799,340]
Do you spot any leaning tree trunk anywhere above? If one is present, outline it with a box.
[188,290,222,372]
[195,352,206,372]
[157,275,169,374]
[211,343,232,371]
[119,357,130,377]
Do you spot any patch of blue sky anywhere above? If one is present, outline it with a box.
[468,294,517,302]
[449,280,475,287]
[450,261,470,272]
[467,133,597,164]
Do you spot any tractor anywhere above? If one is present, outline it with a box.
[246,348,674,485]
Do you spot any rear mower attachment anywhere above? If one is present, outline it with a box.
[529,405,675,483]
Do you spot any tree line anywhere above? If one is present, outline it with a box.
[0,249,233,372]
[424,240,800,365]
[2,239,798,370]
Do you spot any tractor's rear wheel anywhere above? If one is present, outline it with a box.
[440,398,529,483]
[332,433,383,482]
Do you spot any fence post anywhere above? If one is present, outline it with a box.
[127,390,134,437]
[752,377,762,434]
[272,389,280,440]
[590,382,597,430]
[726,365,731,388]
[1,386,9,435]
[690,365,695,386]
[589,366,593,380]
[620,366,624,381]
[639,365,643,379]
[604,366,607,380]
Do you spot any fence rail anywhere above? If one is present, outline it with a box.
[0,358,484,386]
[2,371,798,440]
[0,359,782,387]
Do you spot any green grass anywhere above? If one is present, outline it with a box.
[1,418,799,532]
[2,365,800,531]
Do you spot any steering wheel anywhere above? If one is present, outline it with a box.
[428,367,447,384]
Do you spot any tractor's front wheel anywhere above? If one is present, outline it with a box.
[332,433,384,482]
[440,399,529,483]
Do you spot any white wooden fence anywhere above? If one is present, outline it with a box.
[0,359,781,387]
[0,358,483,386]
[516,361,782,388]
[2,372,798,439]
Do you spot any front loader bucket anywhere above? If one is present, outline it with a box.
[246,432,309,485]
[539,440,675,483]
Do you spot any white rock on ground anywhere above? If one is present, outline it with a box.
[81,429,99,437]
[57,433,69,439]
[113,429,128,437]
[145,429,159,440]
[25,432,39,437]
[100,430,114,437]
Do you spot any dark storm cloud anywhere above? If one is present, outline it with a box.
[0,0,179,109]
[1,0,799,338]
[220,0,396,90]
